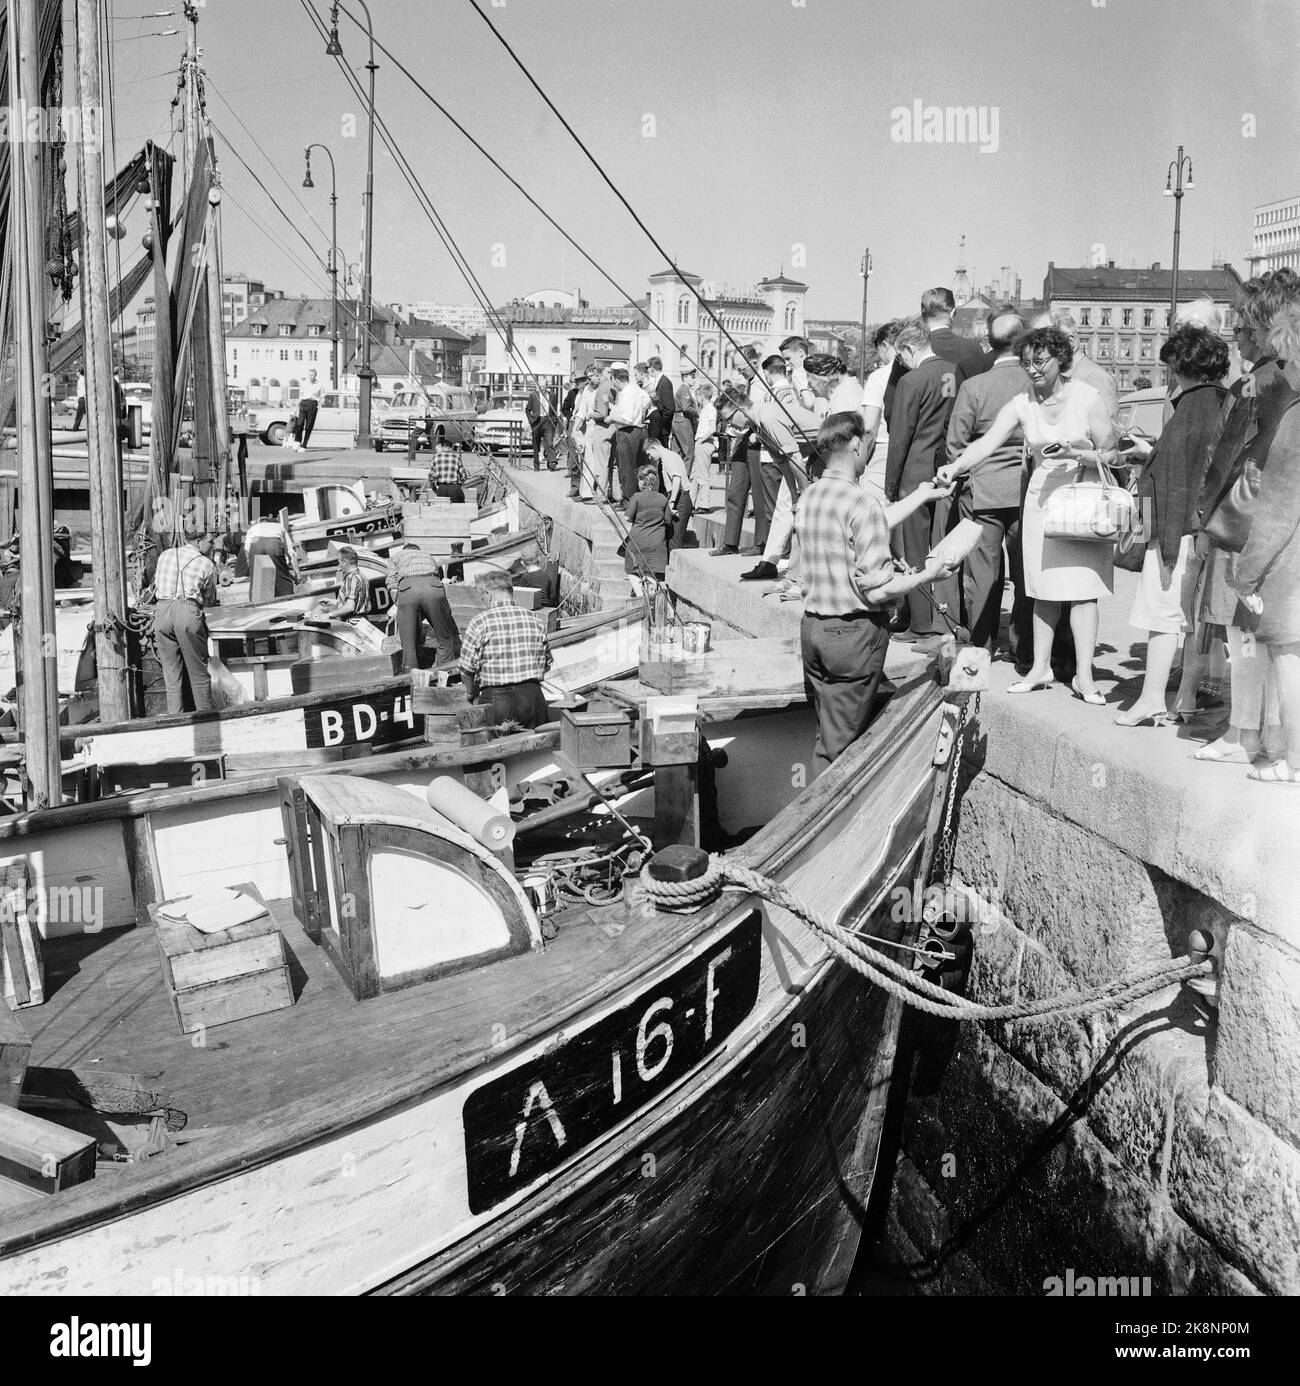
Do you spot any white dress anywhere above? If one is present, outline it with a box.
[1015,380,1114,602]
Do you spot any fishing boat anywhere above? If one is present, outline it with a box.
[0,635,970,1294]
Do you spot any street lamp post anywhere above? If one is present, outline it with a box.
[1163,145,1195,329]
[327,1,378,448]
[303,144,340,391]
[858,248,873,383]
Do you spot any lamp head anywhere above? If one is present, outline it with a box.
[325,5,343,56]
[302,156,314,189]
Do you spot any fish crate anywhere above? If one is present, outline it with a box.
[151,892,293,1037]
[559,701,633,769]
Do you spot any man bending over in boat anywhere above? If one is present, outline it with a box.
[386,544,460,671]
[152,533,219,714]
[458,569,554,729]
[794,412,959,768]
[243,515,302,598]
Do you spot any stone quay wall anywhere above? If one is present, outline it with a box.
[876,689,1300,1296]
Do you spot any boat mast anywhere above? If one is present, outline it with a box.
[72,0,132,723]
[7,0,62,807]
[181,0,231,532]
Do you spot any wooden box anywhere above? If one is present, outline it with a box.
[0,1004,30,1109]
[0,1104,96,1195]
[639,636,805,699]
[153,905,293,1037]
[559,702,632,769]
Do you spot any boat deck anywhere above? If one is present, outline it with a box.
[21,893,607,1136]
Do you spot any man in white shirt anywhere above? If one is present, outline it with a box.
[780,335,816,409]
[568,364,601,500]
[72,371,87,430]
[692,383,719,509]
[293,369,324,451]
[606,365,650,507]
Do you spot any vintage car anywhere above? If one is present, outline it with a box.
[374,384,477,452]
[472,392,533,453]
[248,391,392,448]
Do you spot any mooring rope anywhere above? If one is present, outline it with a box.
[637,859,1211,1024]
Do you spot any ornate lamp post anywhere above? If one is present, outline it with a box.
[1163,146,1195,328]
[303,144,340,390]
[326,2,378,446]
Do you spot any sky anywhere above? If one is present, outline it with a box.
[96,0,1300,326]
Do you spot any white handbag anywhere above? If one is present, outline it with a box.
[1043,457,1135,542]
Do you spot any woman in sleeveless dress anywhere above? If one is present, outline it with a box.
[940,326,1119,702]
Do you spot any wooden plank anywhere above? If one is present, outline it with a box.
[0,1005,31,1108]
[0,1104,97,1193]
[0,861,42,1008]
[639,637,805,698]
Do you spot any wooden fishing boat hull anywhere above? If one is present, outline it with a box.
[0,676,952,1295]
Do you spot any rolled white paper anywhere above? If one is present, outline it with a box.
[426,775,516,850]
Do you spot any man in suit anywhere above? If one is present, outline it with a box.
[644,356,676,445]
[923,286,991,386]
[525,384,557,471]
[885,319,964,639]
[938,310,1032,655]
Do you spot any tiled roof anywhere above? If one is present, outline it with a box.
[759,273,809,290]
[396,316,473,344]
[227,296,356,338]
[1044,263,1243,301]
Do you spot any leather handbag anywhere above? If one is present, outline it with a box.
[1043,457,1135,542]
[1202,452,1263,553]
[1113,466,1152,572]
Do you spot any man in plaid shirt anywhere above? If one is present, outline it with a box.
[794,412,957,768]
[318,545,370,624]
[152,533,218,713]
[429,443,468,504]
[459,569,553,728]
[386,544,460,670]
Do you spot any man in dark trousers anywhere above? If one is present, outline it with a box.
[459,569,554,729]
[525,385,557,470]
[644,356,675,445]
[710,350,771,556]
[385,544,460,670]
[922,286,991,385]
[938,310,1031,655]
[885,320,963,640]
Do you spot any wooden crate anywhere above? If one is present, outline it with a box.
[639,636,806,698]
[152,901,293,1037]
[0,1104,97,1194]
[0,1004,30,1109]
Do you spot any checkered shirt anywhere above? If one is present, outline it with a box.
[336,564,370,617]
[429,445,467,488]
[459,602,553,687]
[385,547,444,597]
[152,544,217,606]
[794,475,894,616]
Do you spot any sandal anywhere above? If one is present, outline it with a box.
[1070,677,1106,706]
[1194,739,1265,764]
[1247,760,1300,784]
[1114,707,1171,727]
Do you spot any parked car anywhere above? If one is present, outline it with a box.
[1116,385,1167,443]
[473,392,533,453]
[120,381,154,439]
[374,384,477,453]
[249,391,391,447]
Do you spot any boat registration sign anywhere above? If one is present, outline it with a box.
[304,691,420,750]
[463,911,762,1213]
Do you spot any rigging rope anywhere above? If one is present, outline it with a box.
[637,859,1211,1024]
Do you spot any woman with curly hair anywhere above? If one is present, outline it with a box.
[940,326,1118,701]
[1114,325,1229,725]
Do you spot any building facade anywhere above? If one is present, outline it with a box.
[225,296,339,407]
[221,274,273,333]
[1042,261,1243,392]
[1247,196,1300,276]
[396,301,491,337]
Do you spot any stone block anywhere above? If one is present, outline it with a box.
[1168,1086,1300,1295]
[1215,927,1300,1150]
[952,776,1168,988]
[967,693,1059,804]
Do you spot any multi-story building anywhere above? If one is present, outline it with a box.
[481,265,810,392]
[134,296,157,370]
[1247,197,1300,276]
[221,274,274,333]
[1042,260,1243,392]
[225,296,342,407]
[396,301,491,337]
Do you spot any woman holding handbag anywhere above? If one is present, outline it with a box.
[1115,325,1229,725]
[940,326,1118,702]
[1193,269,1300,762]
[1231,302,1300,783]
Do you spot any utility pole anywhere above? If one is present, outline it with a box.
[73,0,131,723]
[859,248,872,383]
[7,0,61,805]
